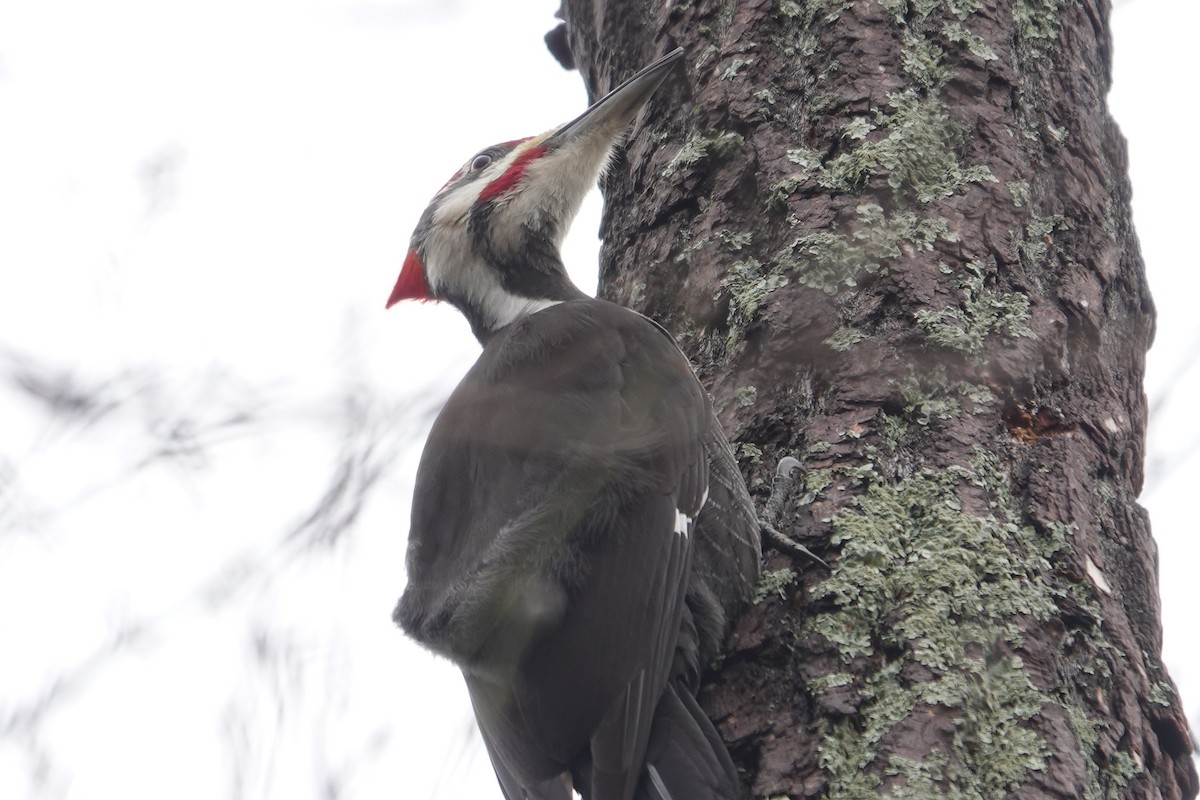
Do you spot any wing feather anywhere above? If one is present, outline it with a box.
[397,299,720,797]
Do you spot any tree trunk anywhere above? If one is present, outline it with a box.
[548,1,1196,798]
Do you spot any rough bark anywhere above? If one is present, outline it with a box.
[548,0,1196,798]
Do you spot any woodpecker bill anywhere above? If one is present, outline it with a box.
[389,49,761,800]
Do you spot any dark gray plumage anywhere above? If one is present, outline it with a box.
[388,49,760,800]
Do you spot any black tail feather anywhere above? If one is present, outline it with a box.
[633,681,741,800]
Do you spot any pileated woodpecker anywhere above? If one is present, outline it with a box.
[389,49,760,800]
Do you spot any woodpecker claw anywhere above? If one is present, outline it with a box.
[776,456,802,478]
[759,455,829,569]
[761,521,828,568]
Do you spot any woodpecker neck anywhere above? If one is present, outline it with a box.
[443,271,585,345]
[439,226,588,344]
[391,48,686,352]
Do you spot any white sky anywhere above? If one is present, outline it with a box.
[0,1,1194,798]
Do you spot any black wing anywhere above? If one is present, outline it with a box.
[396,299,710,796]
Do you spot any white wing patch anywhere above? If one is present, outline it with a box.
[673,484,707,539]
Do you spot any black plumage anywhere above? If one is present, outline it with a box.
[388,49,760,800]
[396,301,757,799]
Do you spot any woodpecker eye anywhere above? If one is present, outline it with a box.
[470,154,493,172]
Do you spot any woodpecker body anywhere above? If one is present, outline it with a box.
[390,50,760,800]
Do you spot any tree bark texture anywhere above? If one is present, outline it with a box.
[548,0,1196,798]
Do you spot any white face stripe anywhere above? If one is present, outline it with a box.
[418,129,616,334]
[420,132,581,334]
[422,222,562,331]
[431,135,552,228]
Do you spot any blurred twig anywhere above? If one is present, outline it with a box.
[1,343,443,798]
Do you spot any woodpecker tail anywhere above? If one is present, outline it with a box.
[634,681,741,800]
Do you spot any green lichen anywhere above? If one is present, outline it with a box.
[768,176,804,208]
[665,136,710,176]
[1014,0,1068,43]
[821,91,997,203]
[945,0,984,17]
[787,147,824,170]
[720,57,755,81]
[825,327,867,352]
[709,133,745,158]
[896,373,960,425]
[893,367,995,427]
[775,203,957,295]
[1106,751,1143,797]
[733,385,758,407]
[900,30,950,89]
[713,229,753,251]
[1007,179,1031,208]
[810,672,856,692]
[806,91,839,116]
[754,88,778,106]
[1147,681,1175,707]
[754,567,798,603]
[719,257,789,348]
[787,0,1002,233]
[626,280,645,306]
[915,258,1033,355]
[768,149,824,207]
[692,44,719,72]
[942,21,999,61]
[1046,122,1069,144]
[1018,214,1068,264]
[1060,712,1145,800]
[799,467,836,505]
[875,411,910,457]
[1065,704,1144,799]
[734,442,763,465]
[806,440,833,457]
[884,0,985,24]
[1067,703,1101,764]
[663,131,745,176]
[673,229,705,264]
[885,752,948,799]
[796,0,854,26]
[811,463,1061,797]
[878,0,909,23]
[843,116,875,141]
[755,1,1109,789]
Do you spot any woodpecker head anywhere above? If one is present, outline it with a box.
[387,48,684,342]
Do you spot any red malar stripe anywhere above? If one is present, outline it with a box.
[478,143,547,203]
[436,138,534,194]
[386,249,432,307]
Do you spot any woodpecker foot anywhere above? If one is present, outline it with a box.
[761,522,828,568]
[760,456,829,569]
